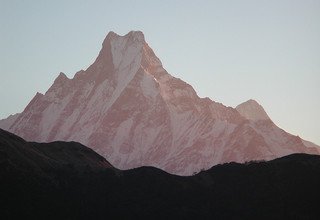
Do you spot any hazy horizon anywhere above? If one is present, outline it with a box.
[0,0,319,145]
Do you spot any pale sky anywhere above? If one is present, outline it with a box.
[0,0,319,145]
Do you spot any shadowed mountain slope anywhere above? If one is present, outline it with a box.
[0,128,112,174]
[1,129,319,219]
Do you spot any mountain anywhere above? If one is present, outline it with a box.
[1,129,320,219]
[0,31,319,175]
[0,128,112,174]
[236,99,270,121]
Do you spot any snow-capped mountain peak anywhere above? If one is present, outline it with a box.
[0,31,318,175]
[236,99,271,121]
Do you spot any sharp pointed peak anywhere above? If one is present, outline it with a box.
[241,99,260,105]
[52,72,69,86]
[108,30,144,38]
[58,72,68,78]
[104,31,120,40]
[236,99,270,121]
[56,72,69,81]
[103,30,145,45]
[125,30,145,40]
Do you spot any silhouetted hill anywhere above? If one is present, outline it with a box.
[1,129,319,219]
[0,128,112,173]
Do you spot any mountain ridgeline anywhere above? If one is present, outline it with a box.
[1,129,320,219]
[0,31,319,175]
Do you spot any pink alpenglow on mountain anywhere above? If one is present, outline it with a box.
[0,31,319,175]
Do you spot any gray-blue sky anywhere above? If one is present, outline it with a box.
[0,0,319,144]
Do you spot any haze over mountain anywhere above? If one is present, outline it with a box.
[0,31,319,175]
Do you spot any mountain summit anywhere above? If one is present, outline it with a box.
[0,31,319,175]
[236,99,270,121]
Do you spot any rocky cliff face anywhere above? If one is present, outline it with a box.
[1,31,319,175]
